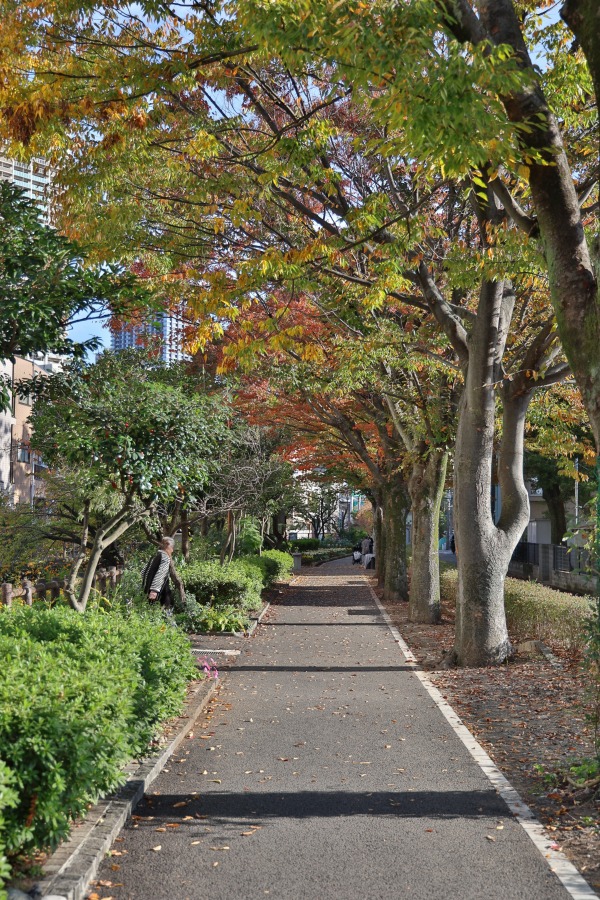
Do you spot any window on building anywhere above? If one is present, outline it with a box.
[17,445,30,463]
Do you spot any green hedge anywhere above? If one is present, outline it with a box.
[301,548,352,566]
[262,550,294,581]
[290,538,320,551]
[0,761,17,895]
[0,606,196,885]
[180,559,263,611]
[439,568,592,650]
[243,551,294,587]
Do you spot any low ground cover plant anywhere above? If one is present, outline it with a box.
[0,605,196,888]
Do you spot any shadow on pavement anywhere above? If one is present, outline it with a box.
[139,789,506,822]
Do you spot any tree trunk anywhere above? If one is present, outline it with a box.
[75,535,106,611]
[372,493,385,587]
[169,559,186,610]
[454,309,531,665]
[181,508,190,561]
[381,478,409,602]
[408,450,448,624]
[271,511,286,548]
[541,483,568,546]
[64,499,91,611]
[73,510,137,611]
[476,2,600,443]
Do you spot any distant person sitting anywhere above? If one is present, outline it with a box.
[352,542,362,565]
[141,537,174,608]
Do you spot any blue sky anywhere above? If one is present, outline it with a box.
[68,315,110,352]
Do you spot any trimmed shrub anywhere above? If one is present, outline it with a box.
[290,538,320,551]
[261,550,294,582]
[180,559,262,611]
[0,606,196,865]
[242,552,293,587]
[0,760,17,895]
[241,555,276,588]
[301,548,352,565]
[439,568,591,650]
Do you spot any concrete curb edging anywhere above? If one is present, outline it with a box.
[365,578,598,900]
[246,601,271,636]
[34,678,219,900]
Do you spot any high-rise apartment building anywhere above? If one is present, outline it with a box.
[0,155,51,220]
[111,311,189,363]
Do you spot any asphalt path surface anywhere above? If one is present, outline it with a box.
[92,559,571,900]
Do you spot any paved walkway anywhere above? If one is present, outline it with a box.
[92,559,574,900]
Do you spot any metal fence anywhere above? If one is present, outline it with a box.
[509,541,594,592]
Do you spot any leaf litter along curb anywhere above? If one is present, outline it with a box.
[378,584,600,893]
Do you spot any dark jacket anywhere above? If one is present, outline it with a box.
[141,551,173,607]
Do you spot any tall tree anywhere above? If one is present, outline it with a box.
[26,351,226,610]
[0,183,154,408]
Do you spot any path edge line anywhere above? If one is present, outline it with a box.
[365,578,598,900]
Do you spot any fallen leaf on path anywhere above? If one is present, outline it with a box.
[151,845,162,852]
[155,827,166,833]
[486,836,496,842]
[191,840,202,845]
[211,846,230,851]
[173,801,187,808]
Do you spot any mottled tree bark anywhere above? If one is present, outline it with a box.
[408,450,448,624]
[381,477,410,602]
[373,492,385,588]
[453,281,531,665]
[472,2,600,445]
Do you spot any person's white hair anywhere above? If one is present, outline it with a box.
[159,536,175,550]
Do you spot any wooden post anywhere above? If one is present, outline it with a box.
[35,580,47,602]
[22,579,33,606]
[49,580,61,604]
[1,583,13,607]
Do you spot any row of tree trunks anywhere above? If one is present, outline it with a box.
[408,451,448,624]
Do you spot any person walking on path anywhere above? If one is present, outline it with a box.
[141,536,174,608]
